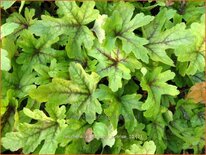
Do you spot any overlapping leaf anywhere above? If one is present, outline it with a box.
[140,67,179,118]
[1,49,11,71]
[57,119,88,147]
[88,43,141,92]
[1,1,205,154]
[30,63,101,124]
[1,1,16,10]
[104,2,154,63]
[16,30,66,71]
[125,141,156,154]
[92,121,117,147]
[168,99,205,154]
[2,65,36,99]
[95,85,142,133]
[65,139,100,154]
[30,1,99,59]
[1,8,36,38]
[92,14,107,44]
[143,9,194,66]
[33,59,69,85]
[146,109,168,153]
[1,106,67,154]
[1,90,18,139]
[175,15,205,75]
[178,2,205,25]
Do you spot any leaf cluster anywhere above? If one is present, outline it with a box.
[1,1,205,154]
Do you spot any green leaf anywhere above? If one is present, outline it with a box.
[65,139,100,154]
[93,122,108,139]
[1,22,19,38]
[88,43,141,92]
[2,37,17,59]
[104,2,154,63]
[125,141,156,154]
[56,1,99,24]
[1,107,67,154]
[146,110,167,153]
[1,1,205,154]
[130,123,147,141]
[31,1,99,59]
[65,25,95,59]
[57,119,88,147]
[1,49,11,71]
[143,9,193,66]
[140,67,179,118]
[1,1,16,10]
[101,124,117,147]
[29,15,65,37]
[168,100,205,154]
[175,15,205,75]
[23,108,53,121]
[3,8,36,38]
[181,2,205,25]
[33,59,69,85]
[111,138,123,154]
[1,91,11,116]
[16,30,65,71]
[2,65,36,99]
[1,89,18,138]
[120,94,143,132]
[92,14,107,43]
[167,133,184,154]
[30,62,101,124]
[95,85,142,133]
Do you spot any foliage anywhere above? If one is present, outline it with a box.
[1,1,205,154]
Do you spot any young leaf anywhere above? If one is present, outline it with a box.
[140,67,179,118]
[101,124,117,148]
[93,122,108,140]
[1,49,11,71]
[92,14,107,44]
[125,141,156,154]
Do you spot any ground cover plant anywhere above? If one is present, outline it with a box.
[0,0,205,154]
